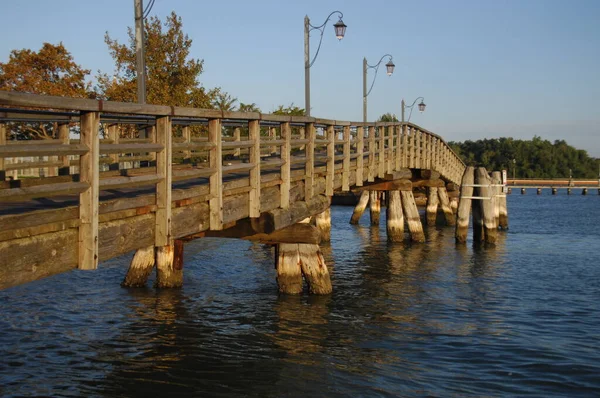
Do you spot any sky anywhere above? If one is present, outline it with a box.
[1,0,599,157]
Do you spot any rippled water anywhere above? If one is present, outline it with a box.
[1,191,599,397]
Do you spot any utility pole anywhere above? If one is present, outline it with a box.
[134,0,146,104]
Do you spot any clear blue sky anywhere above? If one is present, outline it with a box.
[1,0,599,157]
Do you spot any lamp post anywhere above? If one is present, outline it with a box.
[401,97,426,124]
[512,158,516,181]
[304,11,347,117]
[362,54,395,122]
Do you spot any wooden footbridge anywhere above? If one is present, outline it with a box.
[0,91,468,293]
[506,179,600,195]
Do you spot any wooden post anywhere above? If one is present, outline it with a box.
[250,120,262,215]
[386,126,393,174]
[107,124,119,170]
[305,122,315,200]
[491,171,502,228]
[342,125,350,191]
[350,190,370,224]
[378,126,385,179]
[386,190,404,242]
[0,123,5,181]
[298,244,332,294]
[78,111,100,270]
[395,125,401,171]
[156,244,183,288]
[209,118,223,230]
[402,124,409,168]
[537,188,542,195]
[356,126,364,186]
[182,125,191,163]
[401,190,425,243]
[521,188,526,195]
[552,188,557,195]
[233,127,241,157]
[369,190,381,226]
[437,186,455,226]
[455,166,474,243]
[415,130,421,169]
[426,187,439,226]
[58,123,70,175]
[269,126,277,155]
[368,126,375,182]
[582,188,588,195]
[278,120,290,211]
[326,125,334,196]
[299,127,306,151]
[567,188,572,195]
[314,207,331,242]
[122,246,155,287]
[476,167,497,244]
[275,243,303,294]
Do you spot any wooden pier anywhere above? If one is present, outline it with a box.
[506,179,600,195]
[0,91,466,292]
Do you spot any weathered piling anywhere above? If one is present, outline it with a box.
[521,188,526,195]
[298,244,332,294]
[582,188,588,195]
[156,243,183,288]
[122,246,155,287]
[537,188,542,195]
[386,190,404,242]
[455,166,474,243]
[275,244,303,294]
[476,167,497,244]
[491,171,502,228]
[426,187,439,226]
[350,190,370,224]
[369,190,381,226]
[400,191,425,243]
[437,186,456,226]
[567,188,572,195]
[552,188,557,195]
[314,207,331,242]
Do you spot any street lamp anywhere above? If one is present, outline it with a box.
[401,97,426,124]
[363,54,395,122]
[304,11,347,117]
[512,158,516,181]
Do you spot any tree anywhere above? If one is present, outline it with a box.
[211,90,238,111]
[273,103,305,116]
[238,102,261,113]
[0,42,92,139]
[96,12,215,109]
[378,113,399,122]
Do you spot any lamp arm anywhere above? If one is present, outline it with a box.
[404,96,425,122]
[307,11,344,68]
[365,54,393,97]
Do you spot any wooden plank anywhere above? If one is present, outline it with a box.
[401,190,425,243]
[342,125,350,191]
[356,126,364,186]
[355,179,412,192]
[0,143,88,158]
[326,125,334,196]
[305,122,315,200]
[182,126,191,162]
[99,143,163,154]
[249,120,261,216]
[4,160,64,171]
[106,124,119,169]
[378,126,385,179]
[209,118,223,230]
[0,123,6,179]
[99,174,163,190]
[155,116,172,247]
[368,126,375,182]
[0,181,89,202]
[78,111,100,270]
[384,168,412,181]
[279,122,291,209]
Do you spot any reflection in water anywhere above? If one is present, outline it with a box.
[1,200,600,397]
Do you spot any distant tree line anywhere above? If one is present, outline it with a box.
[448,136,599,179]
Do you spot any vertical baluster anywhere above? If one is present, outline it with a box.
[305,122,315,199]
[209,118,223,230]
[326,125,335,196]
[343,125,350,191]
[249,120,262,216]
[356,126,364,186]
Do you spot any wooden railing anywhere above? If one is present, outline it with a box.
[0,91,465,274]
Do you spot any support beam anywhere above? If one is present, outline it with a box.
[350,190,370,225]
[386,190,404,242]
[400,190,425,243]
[298,244,332,295]
[437,186,456,226]
[275,244,303,294]
[369,190,380,226]
[426,187,439,226]
[313,207,331,242]
[122,246,155,287]
[156,243,183,288]
[356,178,412,192]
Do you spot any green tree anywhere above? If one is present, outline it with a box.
[211,90,238,111]
[377,113,399,122]
[96,12,216,109]
[273,103,305,116]
[238,102,261,113]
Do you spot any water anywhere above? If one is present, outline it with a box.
[1,191,599,397]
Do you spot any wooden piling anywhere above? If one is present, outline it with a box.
[567,188,572,195]
[437,186,456,226]
[156,244,183,288]
[491,171,502,228]
[476,167,497,244]
[298,244,332,295]
[521,188,526,194]
[400,191,425,243]
[537,188,542,195]
[122,246,155,287]
[552,188,557,195]
[369,190,381,226]
[426,187,439,226]
[456,166,474,243]
[582,188,588,195]
[386,190,404,242]
[314,207,331,242]
[275,244,303,294]
[350,190,370,225]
